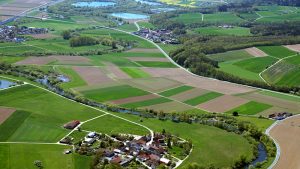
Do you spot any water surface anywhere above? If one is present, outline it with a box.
[111,13,149,19]
[72,1,116,7]
[0,79,15,89]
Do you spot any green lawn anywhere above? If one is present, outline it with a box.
[226,101,273,115]
[159,85,194,97]
[81,85,149,102]
[120,97,172,108]
[184,92,223,106]
[81,115,148,136]
[209,50,254,62]
[234,56,278,73]
[195,26,252,36]
[56,66,87,89]
[0,85,102,142]
[136,61,177,68]
[258,46,296,58]
[121,67,150,78]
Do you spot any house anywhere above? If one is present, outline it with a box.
[111,156,122,164]
[160,157,170,165]
[87,132,96,138]
[63,120,80,129]
[84,137,96,144]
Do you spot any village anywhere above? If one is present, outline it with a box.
[59,120,191,169]
[0,25,48,42]
[133,28,179,44]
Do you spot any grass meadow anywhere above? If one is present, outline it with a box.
[209,50,254,62]
[159,85,194,97]
[194,26,252,36]
[258,46,296,58]
[121,67,151,78]
[184,92,223,106]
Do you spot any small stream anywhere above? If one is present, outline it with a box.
[247,143,268,168]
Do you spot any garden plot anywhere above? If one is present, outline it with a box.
[123,77,182,93]
[109,94,158,105]
[140,101,194,112]
[270,115,300,169]
[198,95,249,113]
[0,107,15,124]
[15,56,55,65]
[239,92,300,114]
[284,44,300,52]
[73,66,114,86]
[245,47,268,57]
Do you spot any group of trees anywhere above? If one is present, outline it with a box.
[251,22,300,36]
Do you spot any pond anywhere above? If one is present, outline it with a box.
[72,1,116,7]
[135,0,161,6]
[111,13,149,20]
[151,7,176,13]
[247,143,268,168]
[0,79,16,89]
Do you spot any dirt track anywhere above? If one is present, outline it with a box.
[270,115,300,169]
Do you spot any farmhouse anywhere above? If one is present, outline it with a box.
[63,120,80,129]
[269,112,293,120]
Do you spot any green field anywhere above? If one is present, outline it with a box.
[81,115,148,135]
[56,66,87,89]
[0,85,101,142]
[219,62,263,81]
[0,45,45,56]
[195,26,252,36]
[236,116,274,130]
[209,50,254,62]
[121,67,150,78]
[173,13,203,24]
[259,90,300,102]
[226,101,273,115]
[136,61,177,68]
[204,12,245,24]
[0,144,82,169]
[234,57,278,73]
[138,21,156,29]
[285,55,300,65]
[81,85,149,102]
[120,97,171,108]
[258,46,296,58]
[262,61,300,86]
[184,92,223,106]
[159,85,194,97]
[0,56,25,64]
[118,23,138,32]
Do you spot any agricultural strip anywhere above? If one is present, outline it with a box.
[120,97,172,108]
[140,101,194,113]
[81,85,149,102]
[159,85,194,97]
[226,101,272,115]
[245,47,268,57]
[209,49,254,62]
[0,107,15,124]
[198,95,249,113]
[135,61,177,68]
[233,56,278,73]
[184,92,223,106]
[73,66,113,86]
[56,66,87,89]
[257,46,296,58]
[120,67,150,78]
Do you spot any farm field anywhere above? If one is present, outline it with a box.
[194,26,252,36]
[184,92,223,106]
[226,101,273,115]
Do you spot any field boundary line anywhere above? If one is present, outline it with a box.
[265,114,300,169]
